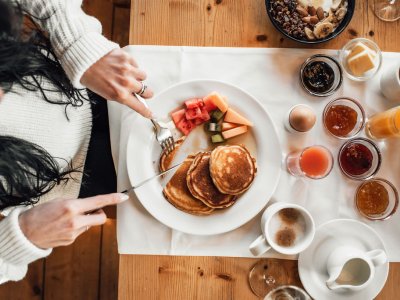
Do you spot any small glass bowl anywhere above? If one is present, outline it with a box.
[339,38,382,81]
[323,97,366,139]
[338,138,382,180]
[355,178,399,221]
[286,145,334,180]
[300,54,343,97]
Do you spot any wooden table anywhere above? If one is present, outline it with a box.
[119,1,400,299]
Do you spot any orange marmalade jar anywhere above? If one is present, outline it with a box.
[366,106,400,139]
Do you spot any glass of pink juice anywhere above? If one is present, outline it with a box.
[286,146,334,179]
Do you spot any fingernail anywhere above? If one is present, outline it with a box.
[119,193,129,201]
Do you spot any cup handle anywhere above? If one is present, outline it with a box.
[249,235,271,256]
[367,249,387,267]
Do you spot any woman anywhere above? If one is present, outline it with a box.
[0,0,152,283]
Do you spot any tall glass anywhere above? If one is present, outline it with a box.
[373,0,400,21]
[366,106,400,139]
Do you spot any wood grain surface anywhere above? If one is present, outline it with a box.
[121,0,400,299]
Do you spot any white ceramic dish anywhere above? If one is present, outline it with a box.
[126,79,281,235]
[298,219,389,300]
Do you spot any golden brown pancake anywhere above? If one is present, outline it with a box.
[209,145,257,195]
[159,137,185,172]
[163,155,214,216]
[186,152,236,209]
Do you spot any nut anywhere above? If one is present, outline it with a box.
[308,6,317,16]
[296,5,309,17]
[302,16,311,23]
[316,7,324,20]
[310,16,319,24]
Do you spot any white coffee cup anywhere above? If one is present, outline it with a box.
[380,62,400,101]
[249,202,315,256]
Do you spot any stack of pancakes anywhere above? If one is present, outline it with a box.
[162,145,257,216]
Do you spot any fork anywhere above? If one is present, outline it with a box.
[150,118,175,155]
[137,94,175,155]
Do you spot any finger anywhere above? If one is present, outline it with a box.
[131,80,154,99]
[77,209,107,230]
[123,93,153,118]
[131,68,147,81]
[76,193,129,214]
[127,55,139,68]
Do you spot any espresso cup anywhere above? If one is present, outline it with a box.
[380,62,400,101]
[249,203,315,256]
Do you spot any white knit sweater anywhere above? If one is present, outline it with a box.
[0,0,119,284]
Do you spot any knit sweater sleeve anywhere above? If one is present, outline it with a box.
[0,208,52,284]
[15,0,120,88]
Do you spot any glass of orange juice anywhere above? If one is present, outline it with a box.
[286,146,334,179]
[366,106,400,139]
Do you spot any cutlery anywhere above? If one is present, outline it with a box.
[137,94,175,155]
[121,162,182,194]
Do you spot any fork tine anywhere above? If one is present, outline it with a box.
[165,138,173,155]
[168,137,175,150]
[160,140,167,151]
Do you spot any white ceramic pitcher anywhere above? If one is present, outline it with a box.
[326,246,387,291]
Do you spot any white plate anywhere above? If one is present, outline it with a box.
[298,219,389,300]
[126,79,281,235]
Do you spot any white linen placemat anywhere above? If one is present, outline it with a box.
[109,46,400,261]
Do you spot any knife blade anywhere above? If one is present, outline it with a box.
[121,162,182,194]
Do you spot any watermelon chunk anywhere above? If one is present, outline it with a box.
[185,98,204,109]
[185,107,202,120]
[193,117,204,125]
[171,109,186,125]
[176,117,196,136]
[200,107,210,121]
[203,97,218,112]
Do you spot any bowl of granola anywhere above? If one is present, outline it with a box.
[265,0,355,44]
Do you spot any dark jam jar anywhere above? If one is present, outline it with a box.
[300,54,343,97]
[303,61,334,93]
[338,138,381,180]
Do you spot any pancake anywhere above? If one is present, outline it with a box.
[163,154,214,216]
[186,152,236,209]
[159,137,185,172]
[209,145,257,195]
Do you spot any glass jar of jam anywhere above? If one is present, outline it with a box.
[300,54,343,97]
[323,97,366,139]
[338,138,381,180]
[355,178,399,220]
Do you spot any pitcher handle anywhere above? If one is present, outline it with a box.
[249,235,271,256]
[367,249,387,267]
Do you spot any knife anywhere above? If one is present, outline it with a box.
[121,162,182,194]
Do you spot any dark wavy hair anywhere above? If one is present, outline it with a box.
[0,0,91,116]
[0,137,77,209]
[0,0,84,209]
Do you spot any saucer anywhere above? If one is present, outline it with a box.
[298,219,389,300]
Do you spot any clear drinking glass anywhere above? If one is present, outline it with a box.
[366,106,400,139]
[373,0,400,21]
[265,285,311,300]
[286,146,334,179]
[248,260,309,298]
